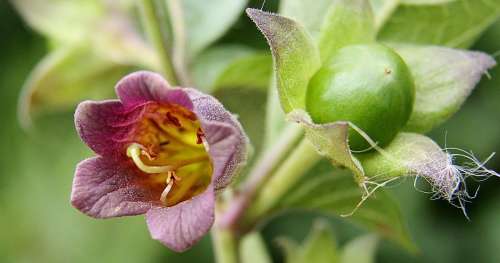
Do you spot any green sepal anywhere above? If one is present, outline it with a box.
[247,8,321,113]
[395,45,496,133]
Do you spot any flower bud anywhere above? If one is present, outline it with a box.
[306,44,415,150]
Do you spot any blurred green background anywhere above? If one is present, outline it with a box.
[1,1,499,262]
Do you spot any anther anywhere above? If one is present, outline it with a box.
[166,112,181,127]
[196,128,205,144]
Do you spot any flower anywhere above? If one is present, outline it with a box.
[71,71,248,251]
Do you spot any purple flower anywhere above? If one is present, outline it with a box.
[71,71,248,251]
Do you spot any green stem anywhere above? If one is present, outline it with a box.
[243,138,322,225]
[139,0,178,85]
[166,0,192,86]
[212,226,239,263]
[219,124,303,229]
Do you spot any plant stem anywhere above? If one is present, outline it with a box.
[139,0,178,85]
[243,138,322,225]
[219,124,303,229]
[166,0,192,86]
[212,225,239,263]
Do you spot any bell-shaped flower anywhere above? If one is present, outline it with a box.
[71,71,248,251]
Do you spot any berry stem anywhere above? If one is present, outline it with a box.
[242,138,322,228]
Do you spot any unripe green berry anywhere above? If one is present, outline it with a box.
[306,44,415,151]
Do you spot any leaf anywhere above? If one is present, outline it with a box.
[11,0,103,43]
[395,45,496,133]
[191,45,255,92]
[377,0,500,48]
[276,166,415,251]
[12,0,158,68]
[400,0,456,3]
[264,82,288,147]
[277,220,339,263]
[339,235,379,263]
[215,89,267,156]
[279,0,376,61]
[179,0,248,59]
[240,232,272,263]
[318,0,376,61]
[279,0,333,39]
[88,14,160,69]
[18,44,135,128]
[368,0,398,29]
[246,8,321,113]
[213,53,272,91]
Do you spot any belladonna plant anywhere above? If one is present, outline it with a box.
[71,71,247,251]
[15,0,500,260]
[243,1,499,219]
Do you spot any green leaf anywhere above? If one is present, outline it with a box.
[276,166,415,252]
[191,45,255,92]
[368,0,398,29]
[264,81,288,147]
[400,0,456,3]
[377,0,500,48]
[91,15,160,69]
[247,8,321,113]
[395,45,496,133]
[179,0,248,59]
[12,0,158,68]
[216,89,267,156]
[279,0,376,61]
[213,53,272,91]
[318,0,376,61]
[279,0,333,39]
[278,220,339,263]
[339,235,379,263]
[18,44,135,128]
[11,0,103,43]
[240,232,272,263]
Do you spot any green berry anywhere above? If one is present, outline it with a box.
[306,44,415,151]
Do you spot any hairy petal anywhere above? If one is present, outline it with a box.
[145,187,215,252]
[115,71,193,109]
[71,157,162,218]
[186,88,248,189]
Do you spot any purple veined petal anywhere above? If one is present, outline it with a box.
[115,71,193,110]
[71,157,162,218]
[185,88,249,190]
[145,186,215,252]
[74,100,144,159]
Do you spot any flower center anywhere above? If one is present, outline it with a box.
[126,103,212,206]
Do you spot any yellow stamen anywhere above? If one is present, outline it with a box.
[126,143,173,174]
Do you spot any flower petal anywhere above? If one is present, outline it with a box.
[115,71,193,110]
[186,88,249,190]
[203,120,245,190]
[74,99,144,159]
[145,186,215,252]
[71,157,162,218]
